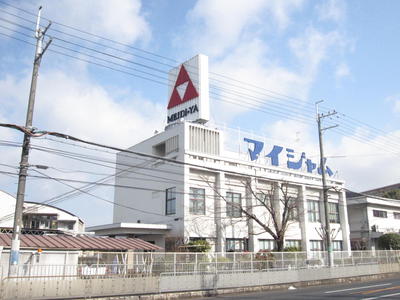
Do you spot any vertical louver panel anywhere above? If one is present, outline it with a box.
[189,125,220,155]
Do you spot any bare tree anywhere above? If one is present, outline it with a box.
[201,176,300,252]
[245,182,300,251]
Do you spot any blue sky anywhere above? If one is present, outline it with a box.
[0,0,399,226]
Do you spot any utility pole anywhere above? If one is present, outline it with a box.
[315,100,338,267]
[9,6,51,275]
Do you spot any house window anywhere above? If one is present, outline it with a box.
[373,210,387,218]
[394,212,400,220]
[259,239,275,251]
[307,200,320,222]
[285,240,301,249]
[226,238,248,252]
[328,202,340,223]
[332,240,343,251]
[189,188,205,215]
[310,240,323,251]
[166,187,176,215]
[226,192,242,217]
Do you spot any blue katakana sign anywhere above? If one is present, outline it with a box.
[244,138,333,176]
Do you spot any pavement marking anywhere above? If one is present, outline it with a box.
[324,283,392,294]
[354,285,400,295]
[363,292,400,300]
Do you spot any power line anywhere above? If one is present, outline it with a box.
[0,8,399,158]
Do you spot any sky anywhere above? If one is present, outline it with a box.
[0,0,399,226]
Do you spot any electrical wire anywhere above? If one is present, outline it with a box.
[0,15,399,154]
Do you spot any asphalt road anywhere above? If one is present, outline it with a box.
[192,275,400,300]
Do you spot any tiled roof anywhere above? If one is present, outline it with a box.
[0,233,162,251]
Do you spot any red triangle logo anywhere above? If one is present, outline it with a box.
[167,65,199,109]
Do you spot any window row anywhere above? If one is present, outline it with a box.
[307,200,340,223]
[225,239,344,252]
[373,209,400,219]
[166,187,340,224]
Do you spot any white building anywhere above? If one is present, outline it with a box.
[0,190,85,235]
[91,54,351,252]
[347,194,400,250]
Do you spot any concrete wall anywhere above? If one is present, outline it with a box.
[1,263,399,300]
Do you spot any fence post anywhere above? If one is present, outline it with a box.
[233,252,236,272]
[195,253,198,273]
[251,252,253,272]
[174,253,176,276]
[215,253,218,273]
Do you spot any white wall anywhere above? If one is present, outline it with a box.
[113,121,350,252]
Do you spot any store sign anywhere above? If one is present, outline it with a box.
[167,54,209,124]
[244,138,333,176]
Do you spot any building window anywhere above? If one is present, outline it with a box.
[307,200,320,222]
[332,240,343,251]
[285,240,301,249]
[259,239,275,251]
[226,192,242,217]
[256,192,270,206]
[226,238,248,252]
[189,188,205,215]
[310,240,323,251]
[166,187,176,215]
[373,210,387,218]
[287,198,298,221]
[394,212,400,220]
[328,202,340,223]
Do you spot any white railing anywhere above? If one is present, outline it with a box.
[1,250,400,280]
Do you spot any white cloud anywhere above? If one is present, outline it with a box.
[386,94,400,114]
[0,65,165,225]
[6,0,151,45]
[261,119,400,192]
[316,0,346,23]
[2,68,164,148]
[206,38,310,125]
[395,101,400,114]
[289,27,347,80]
[184,0,304,57]
[330,129,400,191]
[335,62,350,79]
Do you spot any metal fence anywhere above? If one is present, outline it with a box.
[1,251,400,300]
[1,250,400,280]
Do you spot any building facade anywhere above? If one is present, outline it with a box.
[94,54,351,252]
[347,194,400,250]
[112,121,351,252]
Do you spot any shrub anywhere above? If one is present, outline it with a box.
[377,233,400,250]
[284,246,301,252]
[186,240,211,252]
[255,250,275,261]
